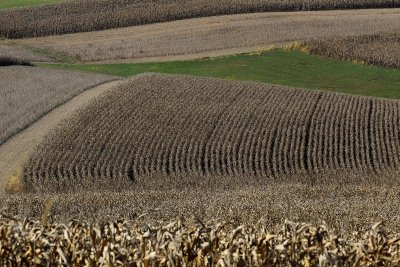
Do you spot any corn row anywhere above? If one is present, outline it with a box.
[23,74,400,191]
[2,0,400,38]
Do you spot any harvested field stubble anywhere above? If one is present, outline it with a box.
[1,0,400,38]
[17,9,400,62]
[0,66,115,144]
[0,44,52,62]
[305,33,400,69]
[0,216,399,266]
[23,74,400,192]
[2,183,400,230]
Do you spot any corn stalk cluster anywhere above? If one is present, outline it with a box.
[1,216,400,266]
[304,33,400,69]
[1,0,400,38]
[23,74,400,192]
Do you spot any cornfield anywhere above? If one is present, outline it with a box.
[304,33,400,69]
[23,73,400,192]
[16,9,400,63]
[1,0,400,38]
[1,215,399,266]
[3,183,400,231]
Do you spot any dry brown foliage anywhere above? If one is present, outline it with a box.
[0,66,115,144]
[4,168,25,194]
[16,9,400,63]
[2,183,400,231]
[1,0,399,38]
[0,44,53,62]
[0,215,399,266]
[304,33,400,69]
[23,74,400,192]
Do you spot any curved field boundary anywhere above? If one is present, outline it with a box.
[0,66,116,145]
[1,0,399,38]
[22,74,400,192]
[303,33,400,69]
[0,0,63,10]
[17,9,400,63]
[0,80,122,195]
[0,44,53,62]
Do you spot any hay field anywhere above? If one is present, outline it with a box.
[23,74,400,192]
[1,0,399,39]
[304,33,400,69]
[0,66,115,144]
[17,9,400,63]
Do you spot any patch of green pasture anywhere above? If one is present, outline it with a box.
[37,49,400,99]
[0,0,62,9]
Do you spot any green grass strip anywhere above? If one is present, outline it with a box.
[37,49,400,99]
[0,0,62,9]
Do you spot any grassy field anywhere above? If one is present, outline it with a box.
[39,49,400,99]
[0,0,62,9]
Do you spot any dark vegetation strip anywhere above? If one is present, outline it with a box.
[1,0,400,38]
[0,56,32,66]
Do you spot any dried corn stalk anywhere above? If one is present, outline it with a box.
[1,216,399,266]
